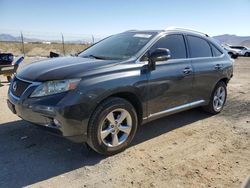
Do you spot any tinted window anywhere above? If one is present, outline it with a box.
[211,44,223,57]
[150,34,187,59]
[187,36,212,58]
[231,46,244,50]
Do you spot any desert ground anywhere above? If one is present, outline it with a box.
[0,41,88,57]
[0,57,249,188]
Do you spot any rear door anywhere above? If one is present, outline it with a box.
[186,35,222,101]
[146,34,194,116]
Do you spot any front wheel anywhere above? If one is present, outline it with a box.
[245,52,250,57]
[203,81,227,114]
[87,97,138,155]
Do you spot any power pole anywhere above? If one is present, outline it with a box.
[20,32,25,56]
[62,33,65,55]
[92,35,95,44]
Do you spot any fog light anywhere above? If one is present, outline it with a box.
[53,119,61,127]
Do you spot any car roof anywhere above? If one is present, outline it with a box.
[124,28,210,38]
[124,28,226,52]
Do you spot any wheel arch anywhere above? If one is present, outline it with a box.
[89,88,144,126]
[109,92,143,124]
[207,77,229,103]
[219,77,230,86]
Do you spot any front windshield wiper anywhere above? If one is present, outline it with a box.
[81,54,108,60]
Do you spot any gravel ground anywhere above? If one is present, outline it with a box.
[0,57,249,188]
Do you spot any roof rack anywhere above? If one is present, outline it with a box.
[165,27,209,37]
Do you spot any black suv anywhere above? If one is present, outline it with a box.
[8,29,233,155]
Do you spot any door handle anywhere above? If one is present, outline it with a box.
[214,64,222,70]
[183,67,192,75]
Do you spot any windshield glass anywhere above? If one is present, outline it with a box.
[79,32,156,60]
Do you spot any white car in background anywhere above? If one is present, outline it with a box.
[230,46,250,57]
[222,45,240,59]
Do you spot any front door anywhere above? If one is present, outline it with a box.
[145,34,194,117]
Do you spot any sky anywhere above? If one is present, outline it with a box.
[0,0,250,38]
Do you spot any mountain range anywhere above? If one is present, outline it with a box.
[0,33,94,44]
[213,34,250,47]
[0,33,250,47]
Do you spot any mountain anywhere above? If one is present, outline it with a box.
[213,34,250,47]
[1,33,250,47]
[241,40,250,47]
[0,33,96,44]
[0,33,42,42]
[0,34,19,41]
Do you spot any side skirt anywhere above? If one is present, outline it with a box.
[142,100,205,123]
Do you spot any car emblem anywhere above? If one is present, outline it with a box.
[13,81,17,92]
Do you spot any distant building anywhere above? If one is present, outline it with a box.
[42,41,51,44]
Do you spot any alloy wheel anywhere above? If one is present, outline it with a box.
[100,108,132,147]
[213,86,226,112]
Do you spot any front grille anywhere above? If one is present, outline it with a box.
[11,77,31,97]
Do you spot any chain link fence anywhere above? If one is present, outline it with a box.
[0,30,105,57]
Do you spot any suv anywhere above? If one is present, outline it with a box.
[222,45,239,59]
[7,28,233,155]
[230,46,250,57]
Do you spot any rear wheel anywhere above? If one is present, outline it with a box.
[203,81,227,114]
[87,97,138,155]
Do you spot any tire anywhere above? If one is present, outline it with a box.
[228,52,233,58]
[202,81,227,114]
[233,54,238,59]
[245,52,250,57]
[228,52,237,59]
[87,97,138,155]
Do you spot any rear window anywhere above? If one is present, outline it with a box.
[187,36,212,58]
[231,46,244,50]
[211,44,223,57]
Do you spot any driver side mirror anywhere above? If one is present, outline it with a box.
[148,48,171,70]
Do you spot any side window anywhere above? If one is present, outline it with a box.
[187,36,212,58]
[211,44,223,57]
[150,34,187,59]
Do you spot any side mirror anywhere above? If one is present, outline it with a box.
[148,48,171,70]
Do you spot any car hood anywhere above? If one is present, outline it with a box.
[17,56,123,81]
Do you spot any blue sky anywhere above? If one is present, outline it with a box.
[0,0,250,37]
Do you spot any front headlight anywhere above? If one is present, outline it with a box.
[30,79,81,97]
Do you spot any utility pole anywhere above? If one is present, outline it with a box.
[20,31,25,56]
[62,33,65,55]
[92,35,95,44]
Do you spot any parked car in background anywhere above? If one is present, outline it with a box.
[7,28,233,155]
[0,53,14,65]
[222,45,240,59]
[0,54,24,82]
[230,46,250,57]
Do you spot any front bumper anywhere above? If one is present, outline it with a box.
[7,87,88,143]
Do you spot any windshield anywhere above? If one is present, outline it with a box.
[79,32,156,60]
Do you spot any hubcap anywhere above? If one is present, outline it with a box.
[100,108,132,147]
[213,86,226,112]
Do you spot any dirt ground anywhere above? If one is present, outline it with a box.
[0,41,88,57]
[0,57,249,188]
